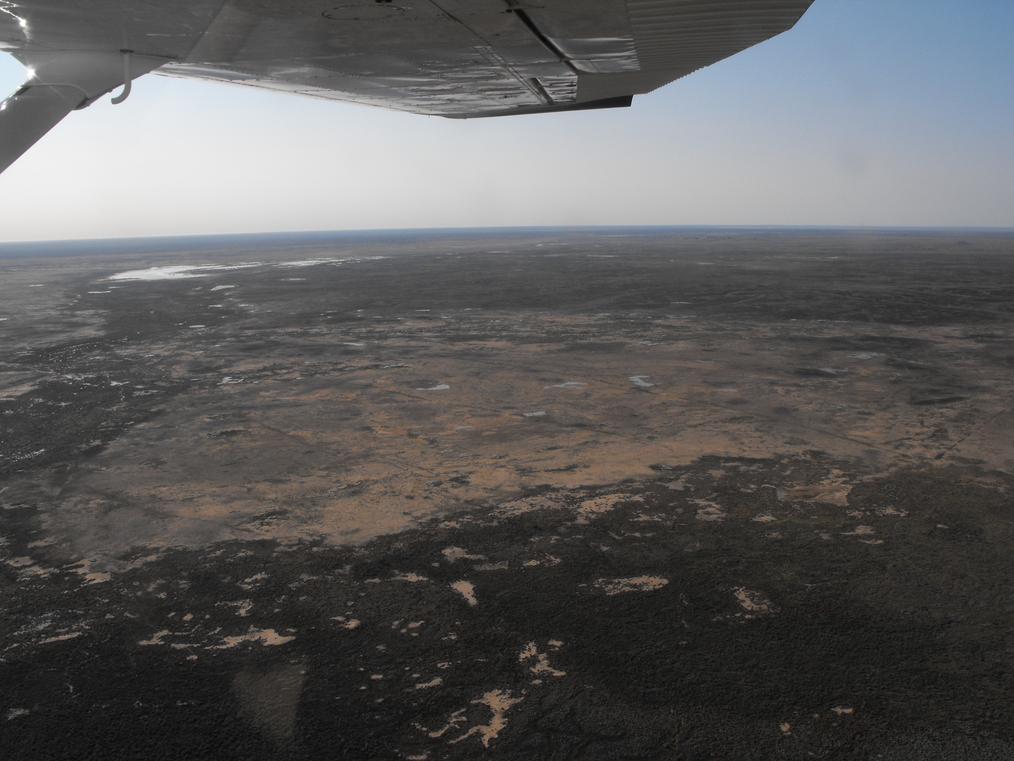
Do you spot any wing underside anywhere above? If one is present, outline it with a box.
[0,0,814,171]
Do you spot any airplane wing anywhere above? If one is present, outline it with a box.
[0,0,814,173]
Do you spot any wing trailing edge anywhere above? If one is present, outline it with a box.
[444,95,633,119]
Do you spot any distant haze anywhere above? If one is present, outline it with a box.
[1,0,1012,242]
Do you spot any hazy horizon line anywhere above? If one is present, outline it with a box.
[3,223,1014,249]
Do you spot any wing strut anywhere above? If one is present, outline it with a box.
[0,51,165,174]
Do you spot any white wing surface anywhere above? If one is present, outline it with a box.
[0,0,814,173]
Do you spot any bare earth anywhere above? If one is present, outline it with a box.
[1,229,1013,759]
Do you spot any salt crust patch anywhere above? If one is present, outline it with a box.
[474,561,509,572]
[594,576,668,595]
[139,627,294,648]
[575,493,643,524]
[450,690,523,748]
[732,587,776,617]
[693,500,726,522]
[442,546,485,562]
[450,580,478,607]
[108,264,260,281]
[414,688,524,747]
[496,491,641,525]
[494,493,567,518]
[392,572,429,583]
[109,256,386,282]
[518,642,566,678]
[213,628,295,648]
[277,256,386,268]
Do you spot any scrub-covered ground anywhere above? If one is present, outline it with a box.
[2,229,1013,759]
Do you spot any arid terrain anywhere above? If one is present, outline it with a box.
[2,228,1014,759]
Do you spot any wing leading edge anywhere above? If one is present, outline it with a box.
[0,0,815,173]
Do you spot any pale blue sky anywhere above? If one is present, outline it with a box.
[1,0,1012,241]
